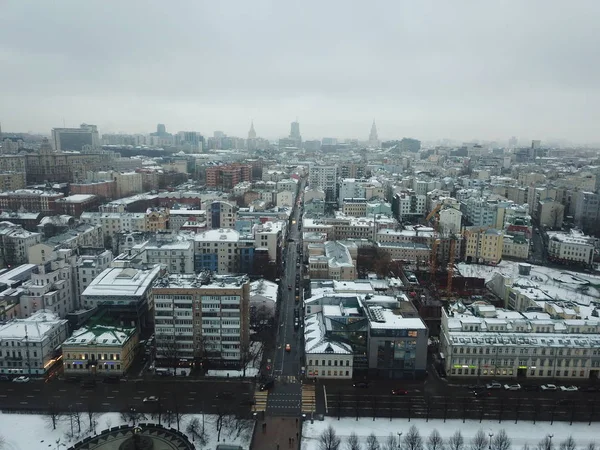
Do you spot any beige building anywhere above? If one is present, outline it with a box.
[502,234,529,260]
[0,171,26,191]
[146,208,170,232]
[464,227,504,264]
[62,324,138,376]
[537,200,565,229]
[88,170,143,198]
[341,199,367,217]
[276,190,295,207]
[308,241,356,280]
[150,273,250,365]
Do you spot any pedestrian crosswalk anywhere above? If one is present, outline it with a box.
[301,384,316,413]
[254,389,269,412]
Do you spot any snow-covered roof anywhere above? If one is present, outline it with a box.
[194,228,240,242]
[366,305,427,330]
[64,325,135,346]
[82,265,161,298]
[304,312,353,355]
[0,310,67,342]
[250,279,278,303]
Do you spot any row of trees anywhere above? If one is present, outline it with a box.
[319,424,596,450]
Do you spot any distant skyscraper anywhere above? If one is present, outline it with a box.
[369,120,379,145]
[290,121,301,141]
[248,121,256,140]
[214,131,226,139]
[156,123,166,135]
[508,136,518,148]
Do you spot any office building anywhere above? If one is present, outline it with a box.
[62,323,138,377]
[52,124,100,151]
[547,230,594,266]
[308,165,337,201]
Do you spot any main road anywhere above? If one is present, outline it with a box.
[265,179,306,417]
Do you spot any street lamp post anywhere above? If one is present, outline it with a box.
[488,433,494,450]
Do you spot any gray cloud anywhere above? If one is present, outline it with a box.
[1,0,599,143]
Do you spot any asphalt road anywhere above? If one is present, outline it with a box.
[267,180,305,416]
[319,373,600,423]
[0,378,254,416]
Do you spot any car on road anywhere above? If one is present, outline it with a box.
[504,384,521,391]
[12,376,29,383]
[391,388,408,395]
[285,343,291,352]
[259,379,275,391]
[143,396,159,403]
[288,285,292,290]
[0,375,10,382]
[486,382,502,389]
[559,385,578,392]
[541,384,558,391]
[294,320,299,330]
[353,381,369,388]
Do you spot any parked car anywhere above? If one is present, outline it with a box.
[12,376,29,383]
[391,388,408,395]
[559,385,578,392]
[353,382,369,388]
[285,343,291,352]
[0,375,10,382]
[486,382,502,389]
[541,384,558,391]
[504,384,521,391]
[143,396,159,403]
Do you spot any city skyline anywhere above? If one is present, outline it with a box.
[2,1,600,144]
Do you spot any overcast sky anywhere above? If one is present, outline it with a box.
[1,1,599,144]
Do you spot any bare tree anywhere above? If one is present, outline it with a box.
[172,393,185,431]
[346,432,362,450]
[427,430,444,450]
[185,417,207,446]
[45,402,62,430]
[86,401,99,435]
[120,407,146,427]
[523,445,531,450]
[470,430,488,450]
[240,341,262,378]
[537,436,555,450]
[448,431,465,450]
[586,443,597,450]
[319,425,341,450]
[559,437,576,450]
[404,425,424,450]
[0,434,5,449]
[491,430,511,450]
[162,409,176,428]
[365,433,381,450]
[383,434,400,450]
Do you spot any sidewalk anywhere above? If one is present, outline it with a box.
[251,416,301,450]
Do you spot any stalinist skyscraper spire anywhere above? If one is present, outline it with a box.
[368,120,379,147]
[248,120,256,139]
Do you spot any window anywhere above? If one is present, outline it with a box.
[345,371,349,376]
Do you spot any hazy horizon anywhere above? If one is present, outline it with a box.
[2,1,600,144]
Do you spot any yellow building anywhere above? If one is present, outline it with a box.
[62,324,138,377]
[146,208,170,232]
[464,227,504,264]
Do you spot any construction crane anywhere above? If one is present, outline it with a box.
[425,203,442,224]
[447,238,456,294]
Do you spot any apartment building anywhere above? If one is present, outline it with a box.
[20,249,76,319]
[502,234,529,260]
[0,171,26,191]
[376,242,431,263]
[54,194,100,218]
[205,164,252,189]
[252,221,284,262]
[341,198,367,217]
[168,209,206,231]
[0,189,64,214]
[392,191,426,222]
[308,165,337,201]
[537,200,565,229]
[547,231,594,266]
[0,310,68,376]
[206,200,238,230]
[75,249,114,309]
[62,323,138,376]
[0,222,42,267]
[438,207,462,235]
[194,228,254,274]
[338,178,367,207]
[87,170,143,198]
[440,303,600,380]
[80,210,168,239]
[464,227,504,264]
[70,180,117,201]
[150,273,250,365]
[128,237,195,274]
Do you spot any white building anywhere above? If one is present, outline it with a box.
[440,302,600,380]
[305,312,353,379]
[502,235,529,260]
[168,209,206,232]
[20,249,76,319]
[308,241,356,280]
[547,231,594,266]
[206,200,238,230]
[438,207,462,235]
[309,165,337,201]
[75,250,114,309]
[0,310,68,376]
[276,190,295,208]
[128,237,195,274]
[0,222,42,266]
[338,178,367,207]
[249,279,278,326]
[81,212,148,238]
[252,220,285,262]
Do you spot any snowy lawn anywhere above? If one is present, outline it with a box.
[206,368,259,378]
[302,417,600,450]
[0,410,253,450]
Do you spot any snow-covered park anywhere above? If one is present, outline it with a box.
[0,410,253,450]
[302,417,600,450]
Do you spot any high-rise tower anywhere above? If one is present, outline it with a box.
[368,120,379,146]
[290,121,301,141]
[248,121,256,139]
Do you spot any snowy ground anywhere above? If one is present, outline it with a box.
[0,411,253,450]
[301,417,600,450]
[206,368,259,378]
